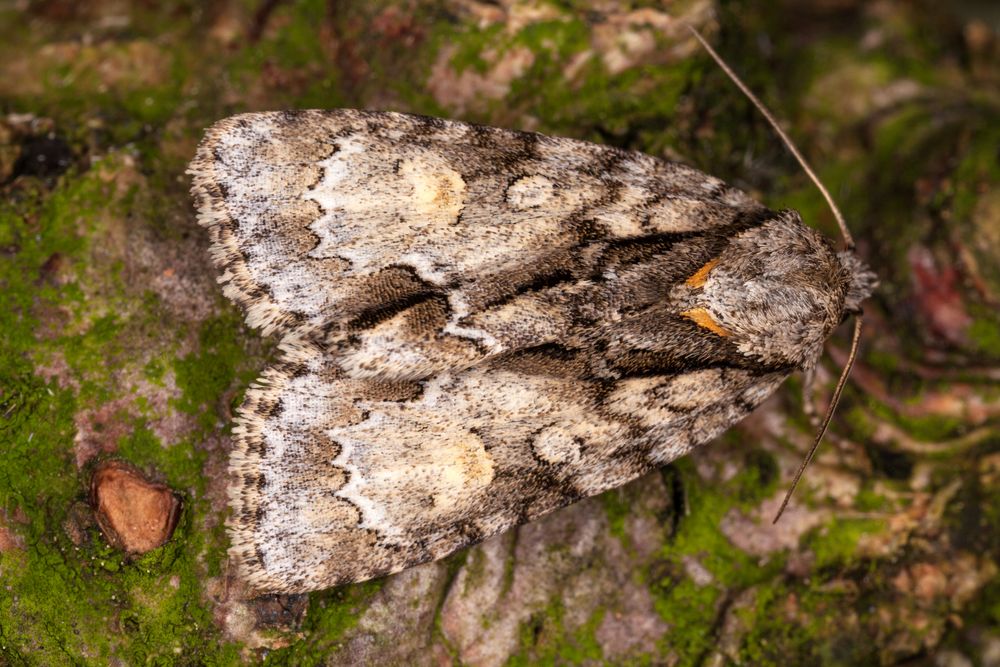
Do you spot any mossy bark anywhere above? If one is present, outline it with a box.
[1,1,998,665]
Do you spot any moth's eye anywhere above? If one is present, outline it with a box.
[685,258,720,288]
[681,307,730,337]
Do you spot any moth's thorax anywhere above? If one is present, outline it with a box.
[672,210,873,369]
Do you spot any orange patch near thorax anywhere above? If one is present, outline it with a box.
[681,308,729,337]
[685,258,720,288]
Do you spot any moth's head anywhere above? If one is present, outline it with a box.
[675,210,876,369]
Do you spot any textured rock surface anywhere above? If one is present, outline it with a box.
[0,0,998,664]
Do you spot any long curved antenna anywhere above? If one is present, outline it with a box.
[688,26,866,520]
[772,316,863,522]
[687,26,855,250]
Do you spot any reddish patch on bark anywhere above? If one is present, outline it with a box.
[0,523,23,552]
[90,460,181,554]
[908,245,971,346]
[73,398,134,468]
[0,508,28,552]
[372,6,425,48]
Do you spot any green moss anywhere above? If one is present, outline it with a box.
[449,24,506,74]
[651,577,720,661]
[421,7,697,154]
[643,456,787,663]
[225,0,346,111]
[0,375,238,663]
[865,348,900,374]
[462,546,489,595]
[736,584,880,666]
[968,315,1000,358]
[865,397,964,443]
[172,312,251,431]
[506,600,604,666]
[952,116,1000,222]
[263,579,385,665]
[0,115,240,667]
[600,488,631,544]
[0,0,995,661]
[61,313,123,401]
[806,518,884,570]
[854,485,891,513]
[664,458,777,588]
[731,448,780,507]
[143,357,167,385]
[843,404,877,443]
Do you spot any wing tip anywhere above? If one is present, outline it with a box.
[186,115,300,338]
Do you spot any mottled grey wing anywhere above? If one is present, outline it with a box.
[230,343,788,594]
[188,109,765,348]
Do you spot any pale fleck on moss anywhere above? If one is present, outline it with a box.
[142,357,167,385]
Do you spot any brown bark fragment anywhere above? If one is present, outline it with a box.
[90,460,182,554]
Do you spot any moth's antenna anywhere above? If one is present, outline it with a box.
[689,26,864,520]
[772,316,863,523]
[687,26,855,250]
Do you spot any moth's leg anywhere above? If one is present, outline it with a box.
[801,366,821,429]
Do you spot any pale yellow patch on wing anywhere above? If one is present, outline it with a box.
[681,307,729,337]
[432,432,494,512]
[685,257,720,288]
[398,157,465,219]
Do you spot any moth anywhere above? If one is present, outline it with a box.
[188,37,876,595]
